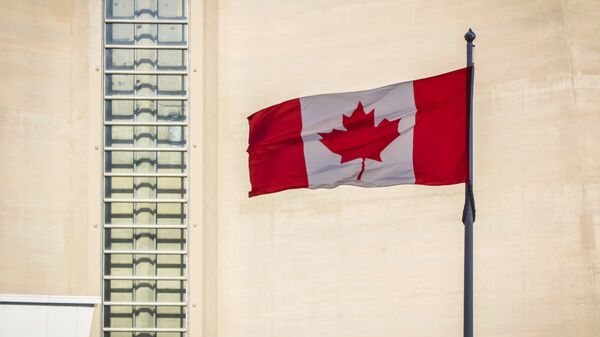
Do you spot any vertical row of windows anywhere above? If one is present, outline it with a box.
[103,1,189,336]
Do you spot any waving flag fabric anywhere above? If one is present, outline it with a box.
[247,67,472,197]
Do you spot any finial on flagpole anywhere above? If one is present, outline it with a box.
[465,29,476,67]
[464,28,476,43]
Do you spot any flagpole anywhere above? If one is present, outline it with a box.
[463,28,476,337]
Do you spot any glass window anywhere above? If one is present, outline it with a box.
[106,24,187,47]
[106,0,187,20]
[103,1,189,336]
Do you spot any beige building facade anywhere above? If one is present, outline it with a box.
[1,0,600,336]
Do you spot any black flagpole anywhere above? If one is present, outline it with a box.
[463,28,476,337]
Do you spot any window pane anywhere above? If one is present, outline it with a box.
[106,0,187,20]
[105,75,187,97]
[106,24,187,47]
[105,100,187,122]
[157,50,186,69]
[104,177,187,200]
[106,50,187,71]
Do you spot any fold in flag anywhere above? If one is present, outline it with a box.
[247,67,472,197]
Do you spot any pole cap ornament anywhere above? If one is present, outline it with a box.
[464,28,476,43]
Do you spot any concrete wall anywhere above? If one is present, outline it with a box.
[0,0,102,335]
[1,0,600,336]
[0,0,101,298]
[216,1,600,337]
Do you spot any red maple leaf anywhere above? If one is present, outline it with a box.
[319,102,401,180]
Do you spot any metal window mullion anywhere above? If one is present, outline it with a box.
[106,69,187,75]
[104,198,187,203]
[154,2,160,329]
[181,157,187,313]
[182,31,189,329]
[104,224,187,229]
[104,249,187,255]
[101,3,107,334]
[104,275,187,281]
[183,1,190,331]
[105,44,188,50]
[104,172,187,177]
[154,122,159,331]
[105,95,187,100]
[132,60,137,330]
[105,18,188,24]
[104,301,186,306]
[106,121,187,126]
[105,147,187,152]
[103,327,187,332]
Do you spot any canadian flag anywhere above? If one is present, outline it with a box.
[247,67,472,197]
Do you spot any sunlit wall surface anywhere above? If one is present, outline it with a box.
[1,1,600,337]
